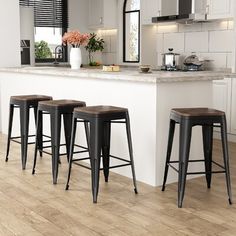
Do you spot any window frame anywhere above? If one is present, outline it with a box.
[35,27,68,63]
[123,0,140,63]
[20,0,68,63]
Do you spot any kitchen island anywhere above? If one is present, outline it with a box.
[0,67,229,186]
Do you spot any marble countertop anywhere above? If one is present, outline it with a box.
[0,66,231,83]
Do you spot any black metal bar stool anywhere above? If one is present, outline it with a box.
[65,105,138,203]
[6,95,52,169]
[32,99,87,184]
[162,107,232,208]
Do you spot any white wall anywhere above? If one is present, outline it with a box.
[0,0,21,67]
[68,0,90,64]
[20,7,35,66]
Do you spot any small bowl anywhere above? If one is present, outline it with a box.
[140,65,150,73]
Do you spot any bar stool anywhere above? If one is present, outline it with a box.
[6,95,52,169]
[65,105,138,203]
[32,99,87,184]
[162,107,232,208]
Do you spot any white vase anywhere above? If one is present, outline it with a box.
[70,47,82,69]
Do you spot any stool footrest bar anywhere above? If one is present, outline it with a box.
[187,170,226,175]
[72,161,131,170]
[109,154,130,163]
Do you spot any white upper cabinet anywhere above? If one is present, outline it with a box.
[88,0,117,29]
[195,0,207,14]
[140,0,233,24]
[141,0,161,25]
[161,0,178,16]
[207,0,233,20]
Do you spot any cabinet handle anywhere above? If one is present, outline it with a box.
[100,17,103,24]
[158,10,161,16]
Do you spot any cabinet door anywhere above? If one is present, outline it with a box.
[161,0,178,16]
[207,0,233,20]
[89,0,103,28]
[195,0,207,14]
[141,0,160,25]
[213,78,231,132]
[230,79,236,134]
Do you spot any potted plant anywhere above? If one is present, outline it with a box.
[85,33,105,66]
[62,30,89,69]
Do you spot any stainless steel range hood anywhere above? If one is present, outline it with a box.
[152,0,208,24]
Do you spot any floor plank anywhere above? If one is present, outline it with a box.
[0,133,236,235]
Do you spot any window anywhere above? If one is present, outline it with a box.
[19,0,68,63]
[123,0,140,63]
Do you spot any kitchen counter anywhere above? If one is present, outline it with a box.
[0,66,225,186]
[0,66,229,83]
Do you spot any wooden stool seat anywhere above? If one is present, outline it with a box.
[10,95,52,106]
[38,100,86,113]
[74,105,128,119]
[171,107,225,118]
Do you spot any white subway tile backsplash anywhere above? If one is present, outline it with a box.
[110,35,117,53]
[102,36,110,53]
[228,21,234,30]
[100,30,118,64]
[179,23,202,32]
[209,30,233,52]
[155,19,234,69]
[185,31,208,52]
[163,33,185,53]
[156,34,163,52]
[157,23,179,33]
[102,53,116,65]
[200,53,227,70]
[227,53,232,69]
[201,21,228,31]
[157,53,163,67]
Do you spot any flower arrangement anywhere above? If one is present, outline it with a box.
[62,30,90,48]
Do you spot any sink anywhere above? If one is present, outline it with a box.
[35,63,70,68]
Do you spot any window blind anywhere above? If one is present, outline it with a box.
[19,0,68,28]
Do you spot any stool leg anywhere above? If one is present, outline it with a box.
[178,120,192,208]
[63,113,73,162]
[162,119,176,191]
[20,104,30,170]
[125,113,138,194]
[34,106,43,157]
[32,110,43,174]
[50,111,61,184]
[6,104,14,162]
[102,121,111,182]
[220,116,233,205]
[65,116,77,190]
[202,125,213,189]
[90,119,102,203]
[84,121,90,151]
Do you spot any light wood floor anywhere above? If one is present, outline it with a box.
[0,133,236,236]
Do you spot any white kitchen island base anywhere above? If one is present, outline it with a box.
[0,68,224,186]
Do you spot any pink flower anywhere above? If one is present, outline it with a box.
[62,30,90,48]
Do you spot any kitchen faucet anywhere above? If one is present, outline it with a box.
[53,45,64,65]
